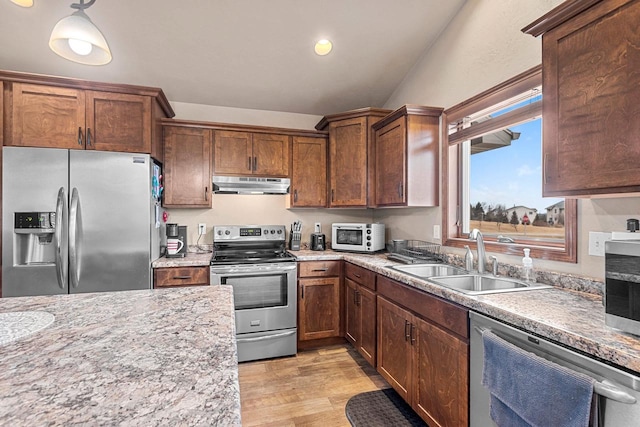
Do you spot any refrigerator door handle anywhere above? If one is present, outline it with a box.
[54,187,69,290]
[69,188,83,288]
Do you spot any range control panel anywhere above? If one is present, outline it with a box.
[214,225,285,241]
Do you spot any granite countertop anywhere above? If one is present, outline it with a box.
[0,286,241,426]
[152,251,213,268]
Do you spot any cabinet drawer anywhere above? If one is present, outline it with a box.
[345,262,376,290]
[154,267,210,287]
[298,261,341,277]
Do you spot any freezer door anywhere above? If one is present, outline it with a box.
[2,147,69,297]
[69,150,152,293]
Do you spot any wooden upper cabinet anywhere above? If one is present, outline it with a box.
[291,135,327,207]
[316,108,391,208]
[86,91,151,153]
[214,130,291,177]
[373,105,442,207]
[523,0,640,196]
[163,125,213,208]
[9,83,86,149]
[3,71,174,156]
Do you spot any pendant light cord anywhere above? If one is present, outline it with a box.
[70,0,96,11]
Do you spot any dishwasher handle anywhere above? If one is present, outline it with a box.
[475,326,637,405]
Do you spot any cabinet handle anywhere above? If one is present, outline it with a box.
[410,323,416,345]
[404,320,411,341]
[331,189,335,202]
[543,153,550,184]
[87,128,92,146]
[353,289,358,305]
[354,273,361,278]
[78,127,83,146]
[301,285,304,299]
[253,156,257,171]
[248,157,252,170]
[204,186,208,201]
[356,290,361,306]
[173,276,192,280]
[312,268,328,272]
[398,183,403,198]
[294,189,298,202]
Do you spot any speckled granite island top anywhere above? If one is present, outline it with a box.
[0,286,241,426]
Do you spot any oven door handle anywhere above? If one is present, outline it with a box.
[236,330,296,343]
[475,326,637,404]
[211,265,297,276]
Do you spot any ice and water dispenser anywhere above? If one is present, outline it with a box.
[13,212,56,265]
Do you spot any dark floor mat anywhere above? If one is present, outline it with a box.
[345,388,428,427]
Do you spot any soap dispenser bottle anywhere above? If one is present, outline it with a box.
[522,248,535,282]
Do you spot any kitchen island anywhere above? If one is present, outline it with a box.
[0,286,241,426]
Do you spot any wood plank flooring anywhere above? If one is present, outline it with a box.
[238,344,389,426]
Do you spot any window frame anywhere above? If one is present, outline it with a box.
[442,65,577,263]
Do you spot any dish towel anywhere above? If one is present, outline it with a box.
[482,330,597,427]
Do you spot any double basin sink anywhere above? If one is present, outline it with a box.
[387,263,551,295]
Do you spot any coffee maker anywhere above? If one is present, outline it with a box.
[166,223,187,258]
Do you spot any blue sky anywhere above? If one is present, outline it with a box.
[470,118,562,214]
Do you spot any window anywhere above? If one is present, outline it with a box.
[442,66,577,262]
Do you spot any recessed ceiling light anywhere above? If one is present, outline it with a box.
[314,39,332,56]
[10,0,34,7]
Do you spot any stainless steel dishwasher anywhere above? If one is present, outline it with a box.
[470,312,640,426]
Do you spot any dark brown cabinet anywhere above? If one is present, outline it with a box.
[213,130,290,177]
[163,125,213,208]
[376,275,469,427]
[290,135,328,207]
[316,108,391,207]
[373,105,442,207]
[298,261,342,341]
[154,266,210,287]
[524,0,640,196]
[7,83,159,154]
[344,262,377,366]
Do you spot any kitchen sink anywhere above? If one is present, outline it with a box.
[388,263,468,278]
[428,274,551,295]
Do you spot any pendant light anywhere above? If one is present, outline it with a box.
[10,0,33,7]
[49,0,111,65]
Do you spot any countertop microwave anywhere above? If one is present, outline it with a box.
[331,223,385,253]
[604,239,640,335]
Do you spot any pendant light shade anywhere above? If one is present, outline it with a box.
[10,0,34,7]
[49,2,111,65]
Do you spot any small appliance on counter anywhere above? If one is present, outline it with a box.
[332,223,385,253]
[166,223,187,258]
[310,222,326,251]
[289,220,301,251]
[604,239,640,335]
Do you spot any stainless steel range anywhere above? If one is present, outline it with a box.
[210,225,297,363]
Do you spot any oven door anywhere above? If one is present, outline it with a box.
[210,262,297,334]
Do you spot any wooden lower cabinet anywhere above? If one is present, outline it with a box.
[344,262,377,366]
[298,261,342,341]
[377,276,469,427]
[153,266,209,287]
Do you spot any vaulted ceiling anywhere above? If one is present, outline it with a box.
[0,0,466,115]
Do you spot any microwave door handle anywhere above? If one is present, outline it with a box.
[54,187,68,290]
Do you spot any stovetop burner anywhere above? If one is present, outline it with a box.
[210,225,296,265]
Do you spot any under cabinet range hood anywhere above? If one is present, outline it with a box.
[213,176,290,194]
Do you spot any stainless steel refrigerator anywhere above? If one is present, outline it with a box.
[2,147,161,297]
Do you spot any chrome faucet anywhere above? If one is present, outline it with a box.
[469,229,488,274]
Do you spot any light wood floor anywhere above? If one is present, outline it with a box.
[238,344,389,426]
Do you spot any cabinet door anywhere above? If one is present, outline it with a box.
[298,277,341,340]
[213,130,253,175]
[86,91,151,153]
[377,296,413,402]
[413,317,468,427]
[329,117,368,207]
[291,136,327,207]
[154,267,209,287]
[253,133,290,176]
[541,0,640,196]
[10,83,85,149]
[375,116,406,206]
[163,126,213,207]
[358,285,377,366]
[344,278,359,345]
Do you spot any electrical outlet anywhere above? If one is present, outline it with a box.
[198,223,206,235]
[314,222,321,233]
[433,225,441,240]
[588,231,611,257]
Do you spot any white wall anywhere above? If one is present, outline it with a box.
[380,0,640,280]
